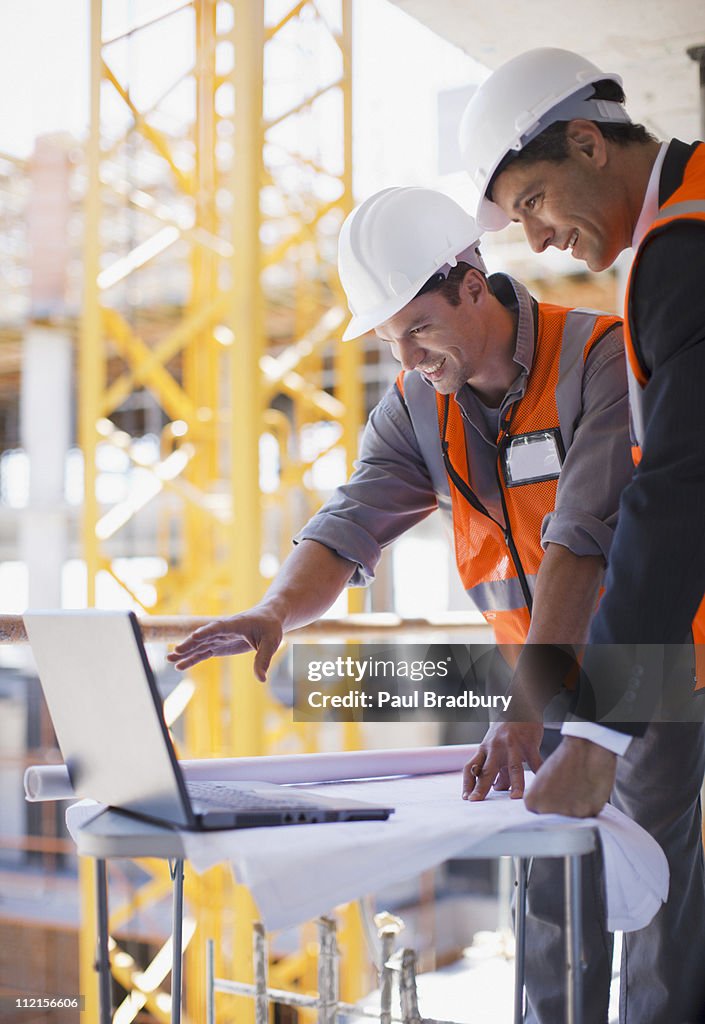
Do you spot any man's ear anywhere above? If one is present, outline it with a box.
[461,267,487,304]
[565,119,608,169]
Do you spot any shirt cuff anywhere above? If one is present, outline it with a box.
[560,720,633,755]
[294,518,380,587]
[541,509,614,561]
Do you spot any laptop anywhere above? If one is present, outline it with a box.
[24,610,394,831]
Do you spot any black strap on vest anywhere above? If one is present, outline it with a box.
[439,394,534,613]
[439,394,494,519]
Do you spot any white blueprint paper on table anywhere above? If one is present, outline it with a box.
[26,744,478,801]
[66,771,668,934]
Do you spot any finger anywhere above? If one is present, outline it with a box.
[493,766,511,791]
[525,785,585,817]
[523,789,543,815]
[526,748,544,775]
[252,633,281,682]
[168,636,218,660]
[501,744,528,799]
[462,758,484,798]
[469,756,499,802]
[507,759,526,799]
[171,622,226,654]
[172,649,214,671]
[171,635,252,667]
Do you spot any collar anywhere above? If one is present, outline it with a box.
[658,139,702,204]
[488,272,536,378]
[631,142,668,249]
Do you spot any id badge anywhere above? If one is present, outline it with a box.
[502,429,564,487]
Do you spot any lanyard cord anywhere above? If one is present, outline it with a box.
[439,394,534,613]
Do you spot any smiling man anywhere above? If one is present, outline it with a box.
[170,186,633,1023]
[459,47,705,1024]
[170,187,630,683]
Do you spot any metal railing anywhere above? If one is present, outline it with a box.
[0,612,489,645]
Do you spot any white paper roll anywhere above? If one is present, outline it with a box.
[24,744,478,802]
[180,744,478,785]
[24,764,74,801]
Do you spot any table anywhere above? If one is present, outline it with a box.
[72,805,598,1024]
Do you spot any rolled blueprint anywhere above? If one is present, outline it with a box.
[25,743,478,802]
[24,764,75,801]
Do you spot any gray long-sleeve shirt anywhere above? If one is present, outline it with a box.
[296,274,634,593]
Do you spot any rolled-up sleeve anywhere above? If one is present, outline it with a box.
[295,384,438,586]
[541,328,634,560]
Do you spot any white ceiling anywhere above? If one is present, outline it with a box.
[390,0,705,142]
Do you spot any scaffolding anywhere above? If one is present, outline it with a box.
[79,1,365,1018]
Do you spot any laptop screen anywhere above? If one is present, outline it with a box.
[24,610,192,827]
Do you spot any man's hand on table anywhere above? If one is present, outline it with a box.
[462,720,544,802]
[524,736,617,817]
[166,607,283,680]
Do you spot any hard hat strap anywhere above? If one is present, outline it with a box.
[516,84,631,152]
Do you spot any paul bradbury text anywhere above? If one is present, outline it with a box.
[307,689,513,711]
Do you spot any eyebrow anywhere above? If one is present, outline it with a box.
[376,316,430,343]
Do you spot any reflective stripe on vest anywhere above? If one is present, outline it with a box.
[397,303,621,645]
[623,143,705,686]
[625,202,705,443]
[466,576,531,611]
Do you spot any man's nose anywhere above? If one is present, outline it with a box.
[395,337,423,372]
[525,217,554,254]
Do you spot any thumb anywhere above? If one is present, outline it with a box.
[252,631,281,682]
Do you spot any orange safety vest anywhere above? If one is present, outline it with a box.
[623,141,705,686]
[397,302,621,646]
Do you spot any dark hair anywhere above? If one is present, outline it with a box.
[487,80,656,199]
[415,261,493,306]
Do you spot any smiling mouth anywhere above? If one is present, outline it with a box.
[420,357,446,379]
[568,229,579,253]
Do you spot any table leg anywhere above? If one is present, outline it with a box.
[565,854,583,1024]
[379,928,395,1024]
[95,859,112,1024]
[253,923,269,1024]
[513,857,527,1024]
[206,938,215,1024]
[170,858,185,1024]
[317,917,339,1024]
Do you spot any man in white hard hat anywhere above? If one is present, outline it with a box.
[170,185,634,1019]
[459,47,705,1024]
[170,185,629,700]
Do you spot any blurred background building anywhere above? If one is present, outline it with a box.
[0,1,702,1021]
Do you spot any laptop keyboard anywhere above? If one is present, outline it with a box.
[186,781,325,811]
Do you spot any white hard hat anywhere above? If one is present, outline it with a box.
[338,186,486,341]
[458,48,629,231]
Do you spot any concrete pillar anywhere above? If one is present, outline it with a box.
[20,133,74,610]
[14,322,71,867]
[20,325,72,609]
